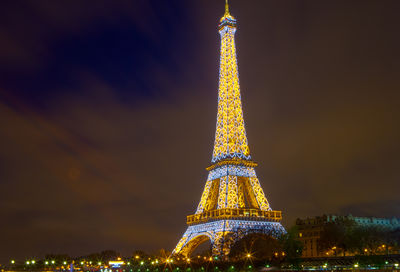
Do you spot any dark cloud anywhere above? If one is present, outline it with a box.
[0,0,399,263]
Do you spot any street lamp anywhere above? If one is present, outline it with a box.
[11,260,15,264]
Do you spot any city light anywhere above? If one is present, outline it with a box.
[11,260,15,264]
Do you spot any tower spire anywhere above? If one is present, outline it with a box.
[225,0,230,16]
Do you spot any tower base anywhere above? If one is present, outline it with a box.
[173,220,285,258]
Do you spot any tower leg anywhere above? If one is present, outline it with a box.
[212,231,235,258]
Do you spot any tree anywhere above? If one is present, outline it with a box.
[229,233,281,261]
[319,217,356,256]
[278,226,303,268]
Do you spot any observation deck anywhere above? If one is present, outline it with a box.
[187,208,282,226]
[206,158,258,171]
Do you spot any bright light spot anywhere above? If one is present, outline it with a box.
[395,264,399,267]
[26,261,30,265]
[11,260,15,264]
[140,261,144,265]
[31,260,35,264]
[135,256,140,259]
[246,253,251,258]
[354,264,359,268]
[52,260,55,264]
[45,261,49,265]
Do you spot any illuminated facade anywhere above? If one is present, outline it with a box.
[173,1,285,258]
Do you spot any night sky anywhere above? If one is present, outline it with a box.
[1,0,399,262]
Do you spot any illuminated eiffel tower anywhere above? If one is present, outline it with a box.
[173,0,285,258]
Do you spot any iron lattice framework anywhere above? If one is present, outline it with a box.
[173,1,285,258]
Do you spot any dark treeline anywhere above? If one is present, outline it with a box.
[319,218,400,256]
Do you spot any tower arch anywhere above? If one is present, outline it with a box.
[176,233,214,257]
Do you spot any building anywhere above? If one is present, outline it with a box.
[296,214,400,258]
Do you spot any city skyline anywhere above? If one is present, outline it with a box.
[0,0,399,263]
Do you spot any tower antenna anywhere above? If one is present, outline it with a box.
[225,0,230,16]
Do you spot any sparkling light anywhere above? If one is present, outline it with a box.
[173,0,285,258]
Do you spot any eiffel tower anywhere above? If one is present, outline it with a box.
[173,0,285,258]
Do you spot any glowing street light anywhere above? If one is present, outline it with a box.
[45,261,49,265]
[11,260,15,264]
[51,260,55,264]
[26,261,30,265]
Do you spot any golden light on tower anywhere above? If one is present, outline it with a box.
[172,1,285,258]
